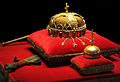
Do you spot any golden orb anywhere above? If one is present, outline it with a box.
[84,45,100,56]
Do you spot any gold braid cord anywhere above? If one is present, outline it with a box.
[72,38,77,47]
[61,30,95,48]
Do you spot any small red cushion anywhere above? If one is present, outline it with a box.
[28,29,120,56]
[71,55,113,68]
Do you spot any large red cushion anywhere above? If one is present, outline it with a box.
[28,29,120,56]
[0,42,120,81]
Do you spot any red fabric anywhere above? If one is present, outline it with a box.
[71,55,113,68]
[84,55,100,59]
[0,41,120,82]
[28,29,120,56]
[0,61,16,82]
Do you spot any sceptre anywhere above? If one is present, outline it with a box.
[2,35,29,46]
[1,25,49,46]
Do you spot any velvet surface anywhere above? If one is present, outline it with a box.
[71,55,113,68]
[28,29,120,56]
[0,41,120,82]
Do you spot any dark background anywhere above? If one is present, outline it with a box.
[1,0,119,44]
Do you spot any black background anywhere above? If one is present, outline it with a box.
[1,0,119,44]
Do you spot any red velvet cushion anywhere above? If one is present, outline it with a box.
[71,55,113,68]
[0,42,120,81]
[28,29,120,56]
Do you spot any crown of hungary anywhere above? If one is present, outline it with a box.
[48,3,86,38]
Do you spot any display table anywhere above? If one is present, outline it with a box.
[0,41,120,82]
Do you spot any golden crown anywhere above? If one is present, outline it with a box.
[48,3,86,38]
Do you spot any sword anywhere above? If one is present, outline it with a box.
[4,55,41,73]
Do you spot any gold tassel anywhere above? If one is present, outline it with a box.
[61,30,97,47]
[72,38,77,48]
[61,38,68,45]
[77,38,85,45]
[81,36,92,42]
